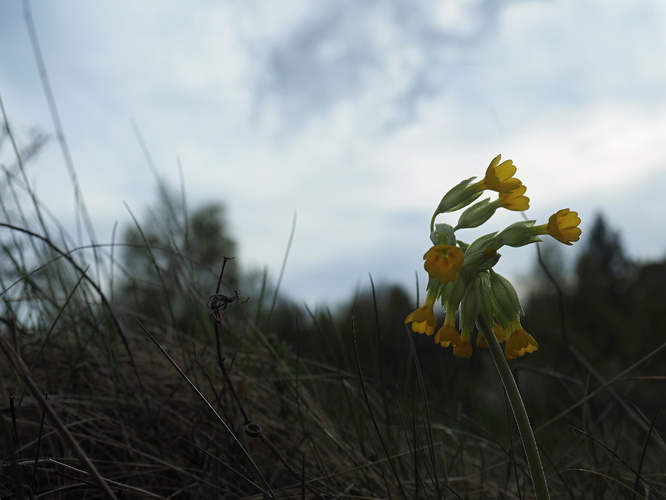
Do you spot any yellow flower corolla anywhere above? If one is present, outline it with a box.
[473,154,523,194]
[423,245,464,284]
[546,208,581,245]
[453,329,473,358]
[476,322,507,348]
[498,185,530,211]
[405,294,437,336]
[504,321,538,359]
[494,322,508,342]
[434,313,461,348]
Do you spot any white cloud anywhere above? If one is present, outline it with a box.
[247,0,514,133]
[2,0,666,308]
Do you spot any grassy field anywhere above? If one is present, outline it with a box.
[2,112,665,499]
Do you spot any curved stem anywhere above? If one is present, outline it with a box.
[478,316,550,500]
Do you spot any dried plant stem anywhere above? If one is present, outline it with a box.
[478,316,550,500]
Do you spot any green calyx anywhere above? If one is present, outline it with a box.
[496,220,542,248]
[454,198,499,231]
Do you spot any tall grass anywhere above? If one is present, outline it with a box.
[2,109,666,499]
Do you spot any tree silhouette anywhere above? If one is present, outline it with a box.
[568,214,633,367]
[525,212,666,372]
[116,184,238,337]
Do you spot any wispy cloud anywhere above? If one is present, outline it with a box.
[248,0,516,133]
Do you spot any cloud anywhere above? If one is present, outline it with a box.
[480,0,666,123]
[247,0,517,133]
[4,0,666,309]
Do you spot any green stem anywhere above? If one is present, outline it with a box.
[478,316,550,500]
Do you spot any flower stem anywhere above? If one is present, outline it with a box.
[478,315,550,500]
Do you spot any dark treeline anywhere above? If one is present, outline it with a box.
[112,188,665,442]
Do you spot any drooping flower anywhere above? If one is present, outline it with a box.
[497,185,530,211]
[545,208,581,245]
[476,322,507,348]
[423,245,464,284]
[405,292,437,336]
[454,330,473,358]
[472,155,523,194]
[434,313,461,348]
[504,320,539,359]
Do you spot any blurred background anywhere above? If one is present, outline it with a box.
[2,0,666,307]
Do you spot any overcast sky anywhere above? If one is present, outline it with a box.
[2,0,666,307]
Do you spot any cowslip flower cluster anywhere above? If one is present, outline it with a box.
[406,155,581,359]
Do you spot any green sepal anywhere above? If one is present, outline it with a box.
[432,177,482,219]
[461,232,500,274]
[459,275,482,335]
[489,269,524,320]
[496,220,542,248]
[454,198,499,231]
[429,223,457,246]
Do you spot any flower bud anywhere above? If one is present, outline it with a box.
[459,275,482,338]
[477,271,495,324]
[441,271,467,309]
[489,270,524,320]
[434,177,483,215]
[430,223,457,246]
[454,198,499,231]
[461,233,500,274]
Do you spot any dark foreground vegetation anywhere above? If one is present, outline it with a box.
[2,126,665,499]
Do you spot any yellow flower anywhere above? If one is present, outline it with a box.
[405,294,437,336]
[546,208,581,245]
[423,245,464,284]
[498,185,530,211]
[434,314,461,348]
[504,321,538,359]
[453,329,473,358]
[473,155,523,194]
[494,322,508,342]
[476,322,507,348]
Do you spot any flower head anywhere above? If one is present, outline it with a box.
[546,208,581,245]
[405,293,437,336]
[473,155,523,194]
[423,245,464,284]
[409,154,579,361]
